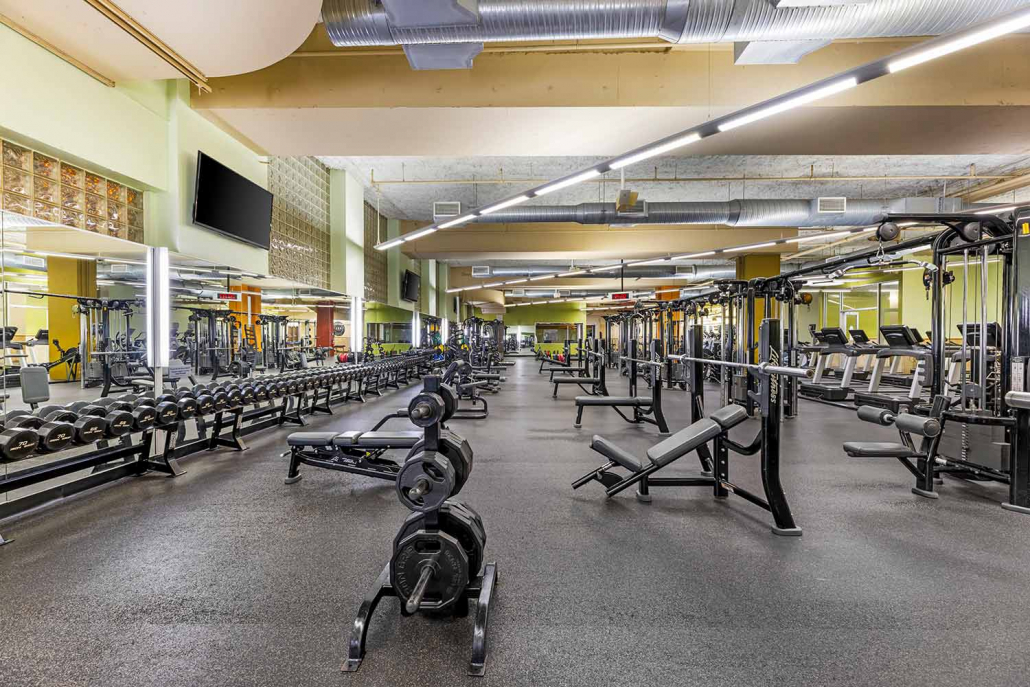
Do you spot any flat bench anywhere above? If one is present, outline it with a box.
[285,430,423,484]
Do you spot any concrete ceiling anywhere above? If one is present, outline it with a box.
[0,0,321,80]
[320,154,1029,222]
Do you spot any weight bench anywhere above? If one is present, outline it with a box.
[843,404,945,499]
[553,376,603,398]
[284,429,422,484]
[574,394,669,435]
[573,405,747,499]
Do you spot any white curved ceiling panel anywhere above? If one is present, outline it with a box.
[0,0,321,80]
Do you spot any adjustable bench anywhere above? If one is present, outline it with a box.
[284,429,422,484]
[573,405,746,496]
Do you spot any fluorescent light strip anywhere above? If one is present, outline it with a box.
[439,214,477,229]
[609,133,702,170]
[726,242,776,253]
[484,282,505,288]
[535,169,602,196]
[974,205,1018,215]
[790,234,834,244]
[376,238,404,251]
[558,271,586,277]
[719,77,857,133]
[631,258,670,267]
[480,195,530,215]
[590,265,623,273]
[529,274,555,281]
[404,227,437,241]
[889,10,1030,73]
[505,279,527,285]
[671,251,715,260]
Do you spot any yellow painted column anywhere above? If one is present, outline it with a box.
[46,258,97,381]
[736,254,782,361]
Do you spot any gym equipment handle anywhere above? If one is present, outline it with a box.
[1005,391,1030,410]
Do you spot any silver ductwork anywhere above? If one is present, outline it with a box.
[472,199,895,227]
[323,0,1026,47]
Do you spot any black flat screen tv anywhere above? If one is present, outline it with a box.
[192,151,273,250]
[401,270,421,303]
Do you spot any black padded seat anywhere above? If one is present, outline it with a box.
[590,436,642,472]
[853,392,916,413]
[331,430,364,446]
[842,442,918,458]
[575,396,650,407]
[287,432,338,447]
[351,431,422,448]
[473,373,504,380]
[708,404,748,430]
[554,377,601,384]
[646,419,721,468]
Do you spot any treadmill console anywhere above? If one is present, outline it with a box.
[849,329,871,344]
[909,328,925,343]
[819,327,849,346]
[880,325,917,348]
[957,322,1000,348]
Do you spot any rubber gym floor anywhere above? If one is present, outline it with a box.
[2,358,1028,687]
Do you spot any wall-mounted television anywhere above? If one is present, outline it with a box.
[401,270,421,303]
[192,151,273,250]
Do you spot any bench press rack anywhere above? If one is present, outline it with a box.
[574,320,810,535]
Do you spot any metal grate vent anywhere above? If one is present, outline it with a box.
[817,197,847,213]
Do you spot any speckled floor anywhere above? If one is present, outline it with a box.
[1,358,1028,687]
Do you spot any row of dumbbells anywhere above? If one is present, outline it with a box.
[350,353,433,379]
[0,394,177,462]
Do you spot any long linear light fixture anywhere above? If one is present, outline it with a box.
[377,7,1030,253]
[444,225,905,294]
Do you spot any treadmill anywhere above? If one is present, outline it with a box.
[848,329,881,378]
[800,327,864,402]
[853,325,933,412]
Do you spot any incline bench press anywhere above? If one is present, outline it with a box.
[573,339,669,435]
[573,320,806,536]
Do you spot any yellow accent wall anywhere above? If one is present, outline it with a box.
[46,258,96,381]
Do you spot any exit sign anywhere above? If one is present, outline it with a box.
[216,292,241,302]
[609,292,631,301]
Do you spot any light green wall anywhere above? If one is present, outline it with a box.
[365,302,414,323]
[503,302,587,327]
[0,25,167,189]
[901,254,1004,340]
[329,169,365,296]
[148,81,268,274]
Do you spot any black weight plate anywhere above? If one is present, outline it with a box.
[390,530,469,614]
[393,503,484,577]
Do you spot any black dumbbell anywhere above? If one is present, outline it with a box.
[2,410,72,453]
[0,414,39,460]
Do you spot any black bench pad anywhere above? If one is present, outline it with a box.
[575,396,650,407]
[554,377,601,384]
[344,431,422,448]
[590,435,642,472]
[709,404,748,429]
[287,432,338,447]
[647,419,721,468]
[842,442,918,458]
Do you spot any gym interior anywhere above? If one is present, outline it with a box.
[2,2,1030,686]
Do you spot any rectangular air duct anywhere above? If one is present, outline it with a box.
[471,266,491,278]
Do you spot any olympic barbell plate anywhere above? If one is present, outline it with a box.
[390,530,469,615]
[393,503,485,577]
[396,451,456,513]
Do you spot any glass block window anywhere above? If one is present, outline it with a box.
[268,156,330,289]
[1,137,144,243]
[363,202,387,303]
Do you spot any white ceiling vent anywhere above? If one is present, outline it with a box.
[434,201,462,220]
[471,266,491,278]
[509,288,525,297]
[817,197,848,214]
[110,263,131,273]
[557,290,571,298]
[19,255,46,268]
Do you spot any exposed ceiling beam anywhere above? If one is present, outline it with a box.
[0,12,114,87]
[955,168,1030,202]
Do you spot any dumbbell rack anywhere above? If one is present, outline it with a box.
[343,377,499,677]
